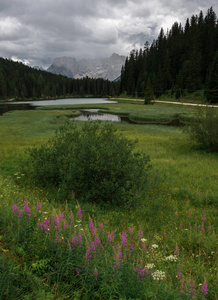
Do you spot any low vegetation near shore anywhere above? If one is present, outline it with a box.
[0,103,217,299]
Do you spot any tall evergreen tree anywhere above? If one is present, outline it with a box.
[205,50,218,103]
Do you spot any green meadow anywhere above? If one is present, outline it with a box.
[0,102,217,299]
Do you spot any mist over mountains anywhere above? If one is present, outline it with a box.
[47,53,126,81]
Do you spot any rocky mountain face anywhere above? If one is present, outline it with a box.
[47,53,126,81]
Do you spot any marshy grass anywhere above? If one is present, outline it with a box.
[0,103,217,299]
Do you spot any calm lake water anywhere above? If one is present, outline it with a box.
[0,98,117,116]
[73,109,121,122]
[5,98,117,106]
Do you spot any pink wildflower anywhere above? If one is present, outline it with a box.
[201,280,208,294]
[129,227,134,235]
[77,208,82,220]
[107,231,114,243]
[121,231,127,248]
[92,269,98,279]
[36,202,42,211]
[70,215,74,225]
[130,243,134,252]
[138,230,143,239]
[40,219,50,232]
[23,200,31,218]
[12,204,21,217]
[174,249,179,255]
[89,220,96,236]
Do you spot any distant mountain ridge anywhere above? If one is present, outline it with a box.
[47,53,126,81]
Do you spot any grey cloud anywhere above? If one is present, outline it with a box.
[0,0,217,68]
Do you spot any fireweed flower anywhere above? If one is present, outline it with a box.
[92,268,98,279]
[121,231,127,248]
[129,228,134,235]
[130,243,134,253]
[70,215,74,225]
[174,249,179,255]
[77,208,82,220]
[85,237,103,262]
[12,204,21,217]
[64,223,68,229]
[107,231,114,243]
[55,233,64,243]
[115,251,123,261]
[201,280,208,295]
[58,213,64,223]
[99,223,103,230]
[71,235,83,249]
[202,216,206,222]
[138,230,143,239]
[52,215,61,231]
[89,220,96,236]
[36,202,42,211]
[40,219,50,232]
[23,200,31,218]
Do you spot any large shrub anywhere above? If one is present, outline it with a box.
[186,108,218,152]
[23,121,151,205]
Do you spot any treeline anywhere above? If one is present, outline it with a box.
[0,58,119,100]
[120,7,218,103]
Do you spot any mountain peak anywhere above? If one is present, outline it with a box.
[47,54,126,81]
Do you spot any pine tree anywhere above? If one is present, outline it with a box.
[205,50,218,103]
[144,78,154,104]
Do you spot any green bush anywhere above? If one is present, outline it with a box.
[186,108,218,152]
[23,121,151,205]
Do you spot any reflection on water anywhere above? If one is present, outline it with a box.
[0,98,117,115]
[3,98,117,106]
[73,109,121,122]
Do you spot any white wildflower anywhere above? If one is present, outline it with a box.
[141,238,147,243]
[152,270,165,280]
[145,263,155,269]
[165,255,178,262]
[152,244,158,249]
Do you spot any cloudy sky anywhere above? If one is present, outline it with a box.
[0,0,217,68]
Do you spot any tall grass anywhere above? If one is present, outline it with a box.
[0,185,216,299]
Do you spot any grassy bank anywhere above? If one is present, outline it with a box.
[38,102,205,125]
[0,104,217,299]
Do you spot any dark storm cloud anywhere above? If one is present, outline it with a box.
[0,0,217,68]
